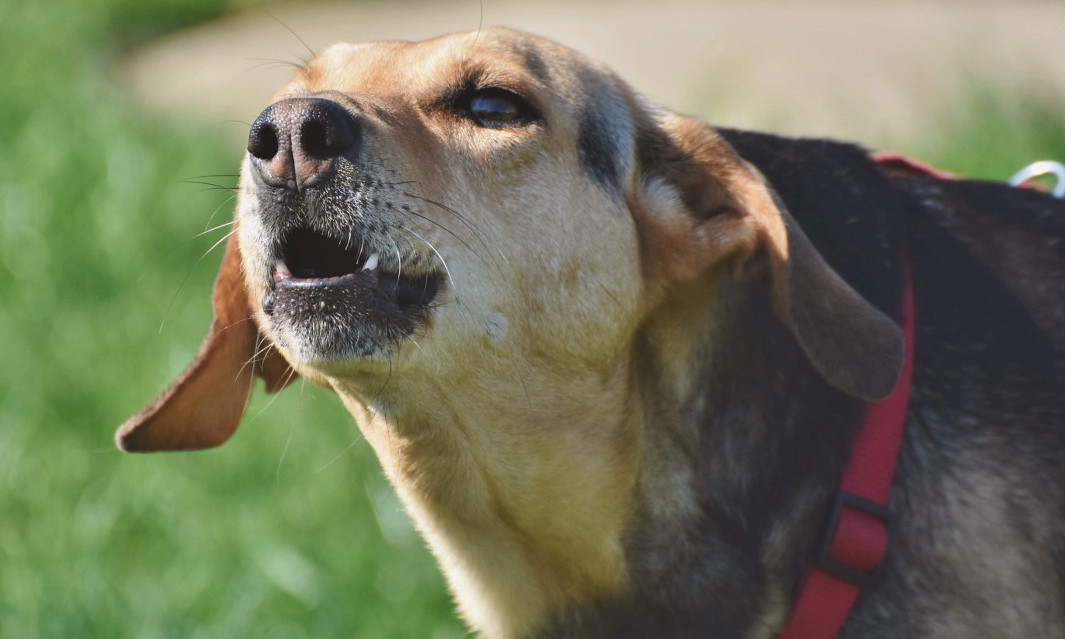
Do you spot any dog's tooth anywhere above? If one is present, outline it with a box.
[362,253,380,272]
[275,259,291,275]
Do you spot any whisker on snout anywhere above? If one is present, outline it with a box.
[159,225,239,334]
[201,228,238,262]
[203,192,239,231]
[191,220,236,240]
[245,57,307,73]
[400,225,456,289]
[401,191,506,274]
[237,325,275,383]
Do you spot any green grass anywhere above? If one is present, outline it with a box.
[1,0,1063,637]
[907,83,1065,183]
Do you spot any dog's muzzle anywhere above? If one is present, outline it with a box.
[245,98,441,362]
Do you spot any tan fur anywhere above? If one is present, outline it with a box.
[118,28,903,638]
[244,32,651,637]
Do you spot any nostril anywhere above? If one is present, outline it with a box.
[300,120,332,158]
[300,101,358,159]
[248,121,280,160]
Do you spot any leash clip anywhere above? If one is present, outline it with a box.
[1009,161,1065,199]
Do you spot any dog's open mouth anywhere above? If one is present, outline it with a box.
[271,227,439,307]
[263,226,440,360]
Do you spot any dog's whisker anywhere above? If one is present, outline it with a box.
[191,220,236,240]
[202,193,238,231]
[391,240,403,288]
[245,365,295,426]
[257,5,317,63]
[396,196,484,261]
[276,377,313,481]
[141,217,236,290]
[179,179,239,193]
[314,432,363,474]
[401,192,494,254]
[181,173,241,184]
[403,192,510,279]
[245,57,306,72]
[275,426,295,483]
[158,227,238,333]
[278,363,299,389]
[234,330,277,384]
[374,356,395,399]
[365,376,404,487]
[250,340,277,369]
[401,226,456,289]
[200,228,237,262]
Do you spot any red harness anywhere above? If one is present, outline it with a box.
[778,156,919,638]
[778,263,914,639]
[777,149,1065,637]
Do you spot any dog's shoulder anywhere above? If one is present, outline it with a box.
[718,128,907,317]
[720,127,1065,365]
[718,129,1065,639]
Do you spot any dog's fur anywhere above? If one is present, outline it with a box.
[117,28,1065,638]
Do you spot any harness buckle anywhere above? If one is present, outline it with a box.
[815,493,893,588]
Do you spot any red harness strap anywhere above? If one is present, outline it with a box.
[778,260,916,639]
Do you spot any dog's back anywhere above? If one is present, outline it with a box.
[727,130,1065,637]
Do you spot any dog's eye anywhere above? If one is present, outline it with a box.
[466,88,535,127]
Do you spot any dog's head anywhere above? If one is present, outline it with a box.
[117,27,902,452]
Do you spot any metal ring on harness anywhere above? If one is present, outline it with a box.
[1009,161,1065,199]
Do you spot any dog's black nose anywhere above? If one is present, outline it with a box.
[247,98,359,191]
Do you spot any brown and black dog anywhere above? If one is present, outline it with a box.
[118,28,1065,638]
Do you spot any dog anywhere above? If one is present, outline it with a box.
[117,27,1065,638]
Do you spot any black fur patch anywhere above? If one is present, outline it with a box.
[578,108,621,191]
[516,42,551,85]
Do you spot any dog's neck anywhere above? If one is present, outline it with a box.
[331,358,644,639]
[595,278,862,638]
[329,277,858,639]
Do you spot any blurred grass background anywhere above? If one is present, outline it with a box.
[1,0,1063,637]
[1,0,461,637]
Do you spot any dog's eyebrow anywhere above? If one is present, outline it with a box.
[444,60,544,96]
[514,42,552,85]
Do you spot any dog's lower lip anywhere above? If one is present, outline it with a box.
[275,269,378,288]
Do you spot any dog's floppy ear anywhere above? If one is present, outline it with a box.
[632,112,903,401]
[116,233,297,452]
